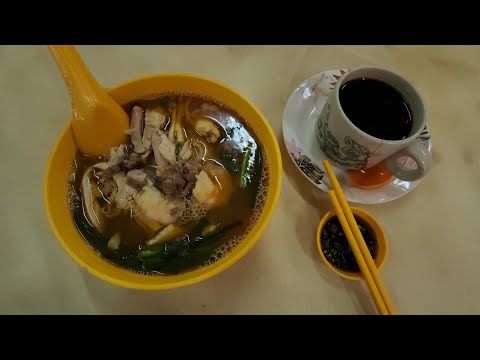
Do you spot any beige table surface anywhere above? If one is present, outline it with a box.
[1,45,479,314]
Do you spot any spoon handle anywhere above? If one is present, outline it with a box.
[48,45,105,107]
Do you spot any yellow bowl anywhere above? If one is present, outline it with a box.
[315,207,388,281]
[44,73,282,290]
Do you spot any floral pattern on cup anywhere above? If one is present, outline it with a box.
[315,103,372,169]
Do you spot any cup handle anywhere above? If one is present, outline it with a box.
[383,140,431,181]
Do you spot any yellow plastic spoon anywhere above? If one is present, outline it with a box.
[48,45,129,156]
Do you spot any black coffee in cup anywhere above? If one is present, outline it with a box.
[339,78,413,141]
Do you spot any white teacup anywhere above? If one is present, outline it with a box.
[315,66,431,181]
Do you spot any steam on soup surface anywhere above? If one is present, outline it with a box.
[67,93,269,275]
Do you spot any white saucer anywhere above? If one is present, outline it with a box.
[282,69,432,204]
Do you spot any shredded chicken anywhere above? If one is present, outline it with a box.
[125,106,146,153]
[108,144,128,166]
[151,130,177,165]
[142,107,166,151]
[112,173,137,209]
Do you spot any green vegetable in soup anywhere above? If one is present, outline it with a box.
[222,152,241,173]
[240,148,252,188]
[136,221,242,274]
[137,245,165,258]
